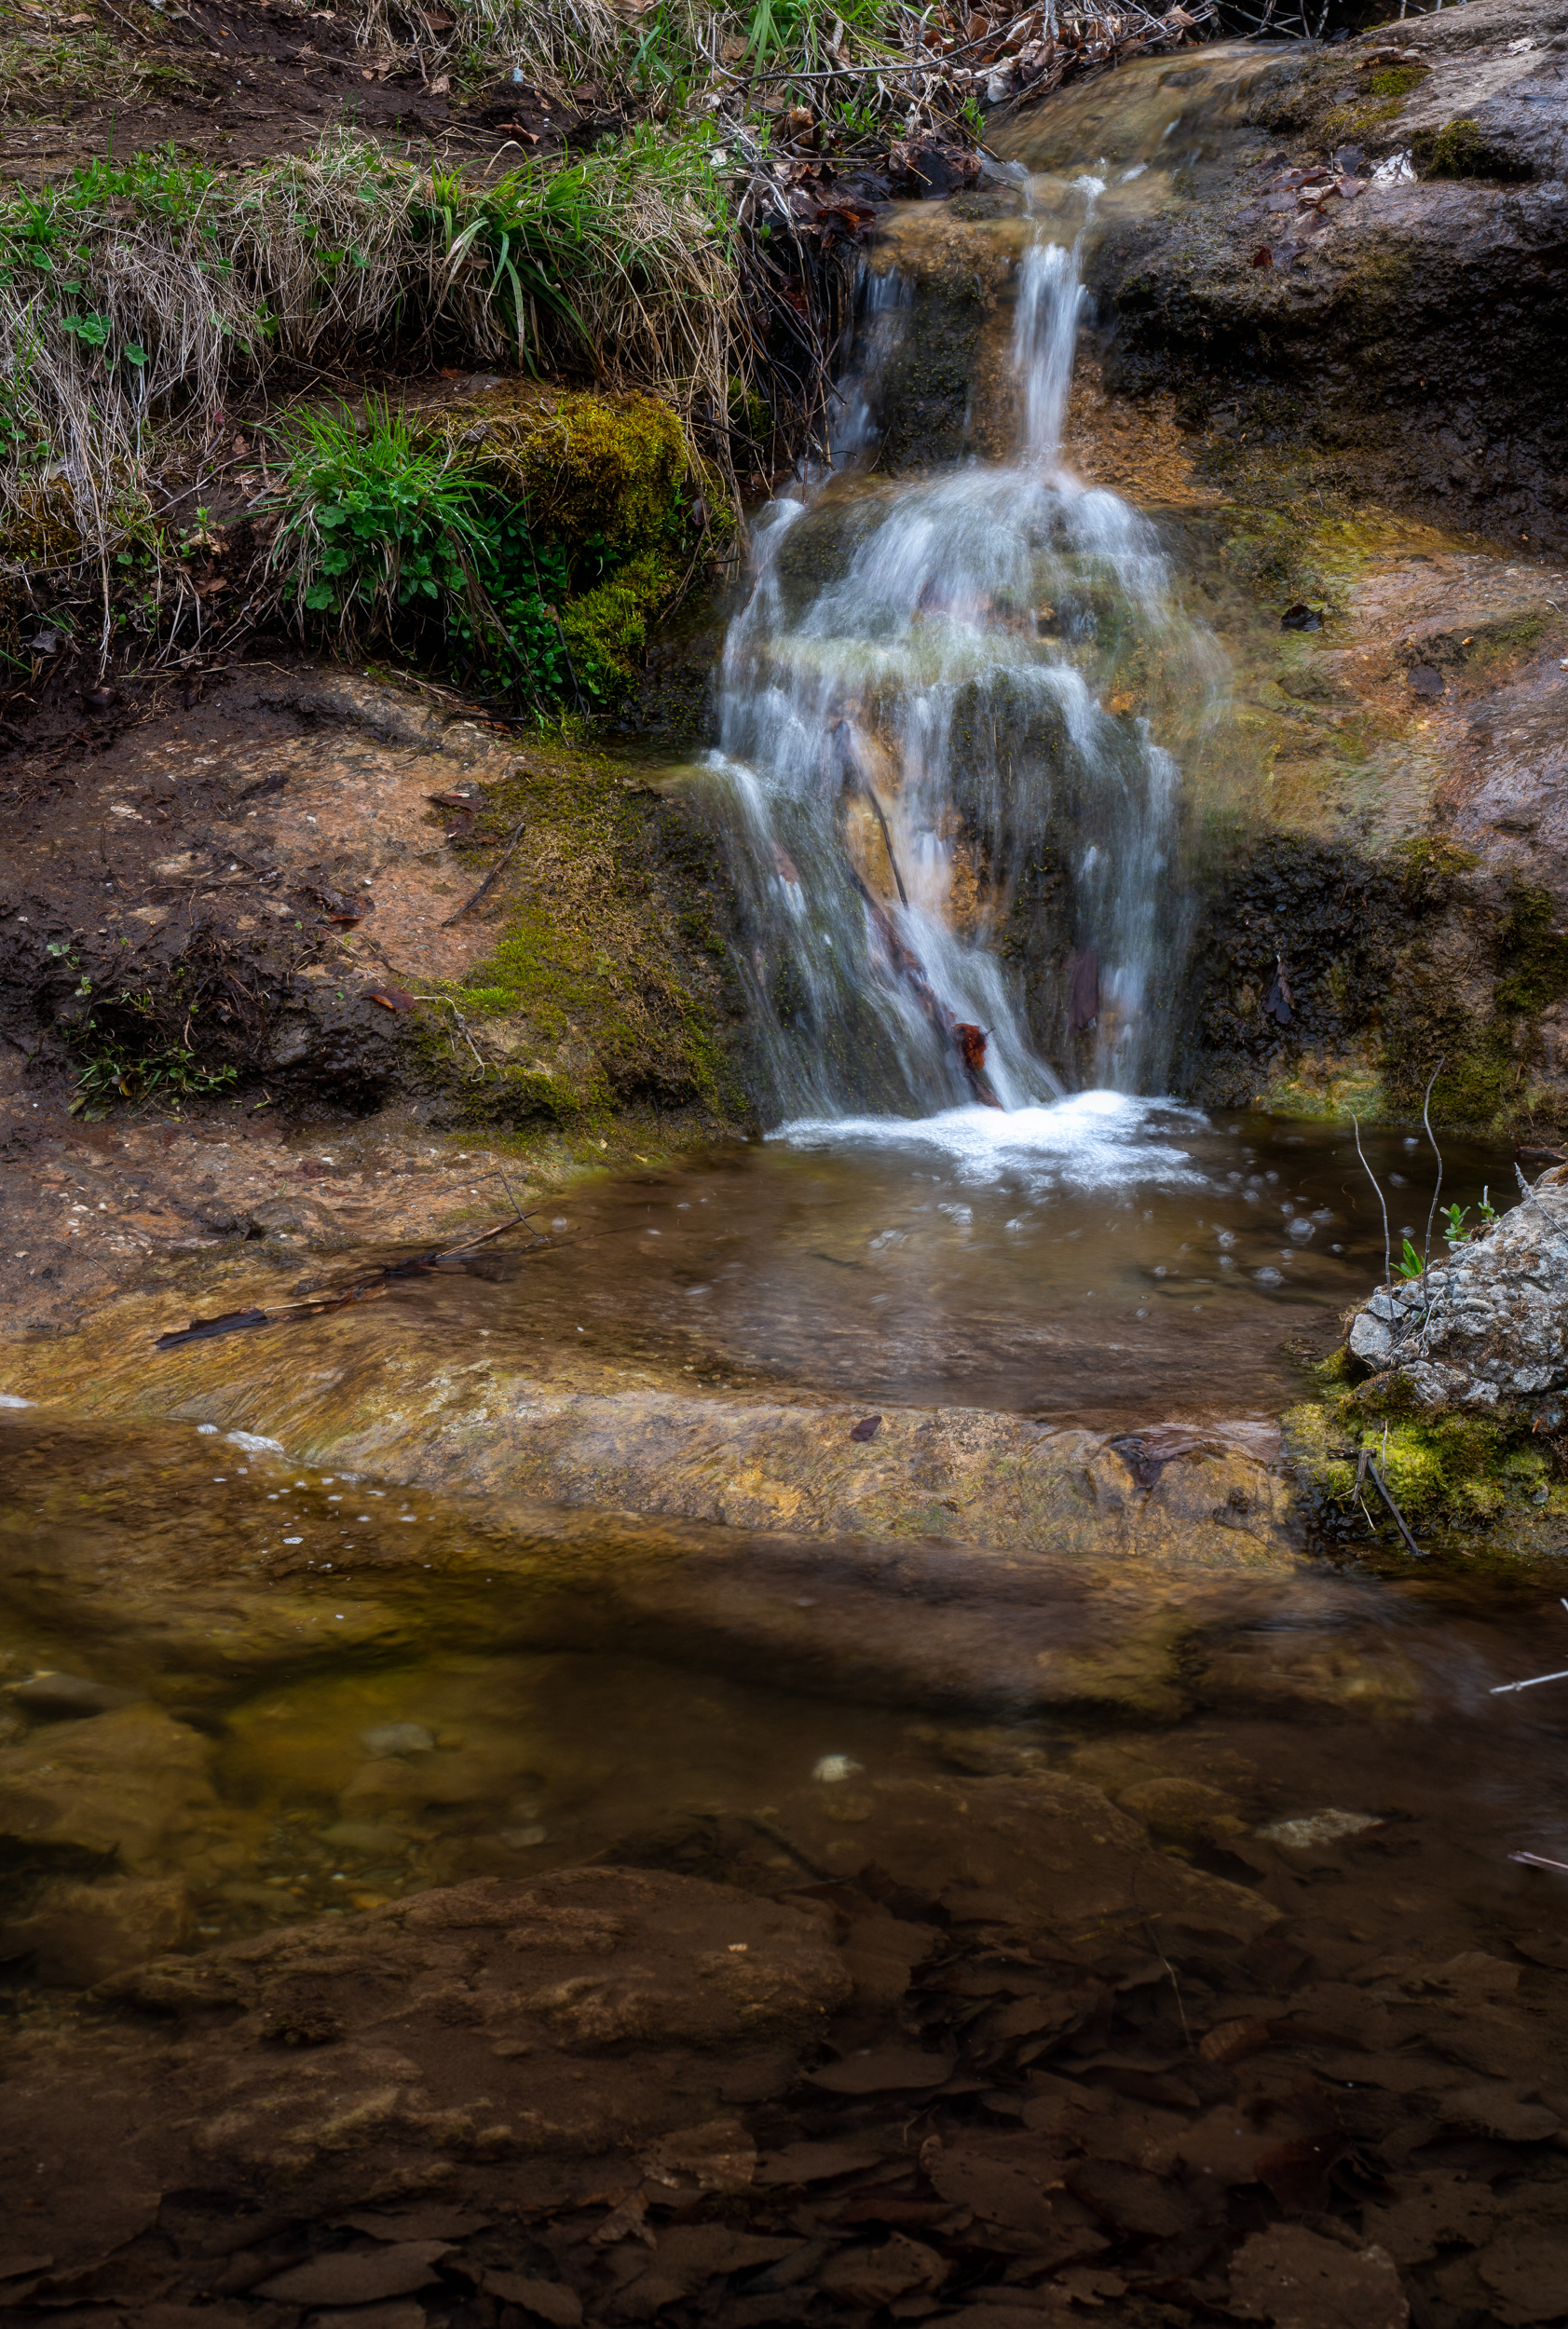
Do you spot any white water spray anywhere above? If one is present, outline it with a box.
[704,184,1220,1125]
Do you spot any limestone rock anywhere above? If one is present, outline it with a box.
[1343,1172,1568,1412]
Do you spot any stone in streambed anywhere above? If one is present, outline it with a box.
[0,1705,225,1873]
[0,1867,852,2261]
[761,1771,1279,1951]
[5,1670,137,1721]
[0,1874,191,1985]
[361,1723,435,1757]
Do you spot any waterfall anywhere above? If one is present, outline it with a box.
[704,189,1219,1128]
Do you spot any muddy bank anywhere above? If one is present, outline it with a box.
[0,664,746,1146]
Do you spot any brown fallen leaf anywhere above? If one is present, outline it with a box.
[255,2242,452,2305]
[590,2188,655,2248]
[806,2047,955,2092]
[756,2139,888,2185]
[1200,2016,1273,2064]
[481,2273,581,2325]
[366,987,416,1014]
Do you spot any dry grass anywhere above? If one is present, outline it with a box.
[0,127,748,649]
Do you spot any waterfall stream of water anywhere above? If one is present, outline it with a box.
[704,180,1224,1130]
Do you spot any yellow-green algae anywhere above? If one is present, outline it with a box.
[1287,1373,1556,1536]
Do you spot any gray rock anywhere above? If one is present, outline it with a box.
[1344,1170,1568,1412]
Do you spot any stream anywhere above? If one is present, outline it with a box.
[4,37,1568,2311]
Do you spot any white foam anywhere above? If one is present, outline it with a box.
[774,1091,1208,1190]
[0,1394,33,1409]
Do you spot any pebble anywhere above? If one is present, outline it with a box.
[361,1723,434,1756]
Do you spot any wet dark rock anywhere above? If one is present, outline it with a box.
[0,1874,190,1986]
[1091,0,1568,552]
[5,1670,135,1720]
[0,1705,225,1874]
[0,1867,851,2262]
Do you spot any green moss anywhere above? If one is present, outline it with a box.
[429,386,689,547]
[1495,885,1568,1017]
[1422,116,1484,178]
[560,546,680,699]
[1365,63,1428,101]
[1397,836,1479,892]
[416,747,746,1136]
[1320,94,1404,148]
[1288,1390,1550,1538]
[411,382,730,706]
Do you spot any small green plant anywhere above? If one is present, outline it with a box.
[1443,1202,1471,1241]
[1479,1187,1499,1224]
[960,90,986,140]
[72,1043,238,1114]
[267,397,492,640]
[1398,1236,1424,1281]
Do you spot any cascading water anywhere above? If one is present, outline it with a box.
[705,175,1223,1128]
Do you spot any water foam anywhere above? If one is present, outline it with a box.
[775,1090,1209,1190]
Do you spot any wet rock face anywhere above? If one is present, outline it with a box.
[1345,1168,1568,1411]
[1095,0,1568,552]
[0,665,743,1136]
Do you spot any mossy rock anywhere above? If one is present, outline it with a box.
[561,545,682,699]
[425,384,698,552]
[1286,1389,1551,1533]
[418,748,746,1134]
[1411,116,1534,183]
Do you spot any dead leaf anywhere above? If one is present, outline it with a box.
[640,2118,757,2192]
[590,2189,655,2248]
[807,2046,954,2092]
[255,2243,452,2305]
[1200,2017,1272,2064]
[756,2140,887,2185]
[1230,2224,1408,2329]
[818,2234,949,2307]
[366,987,416,1014]
[481,2274,581,2325]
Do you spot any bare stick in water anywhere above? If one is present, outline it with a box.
[1351,1111,1393,1290]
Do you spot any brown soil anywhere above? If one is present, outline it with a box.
[0,0,621,186]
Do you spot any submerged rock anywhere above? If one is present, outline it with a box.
[0,1706,225,1875]
[0,1867,852,2247]
[0,1874,190,1987]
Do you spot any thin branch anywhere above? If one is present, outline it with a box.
[1351,1111,1392,1292]
[1366,1458,1425,1558]
[1420,1056,1445,1276]
[443,818,526,925]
